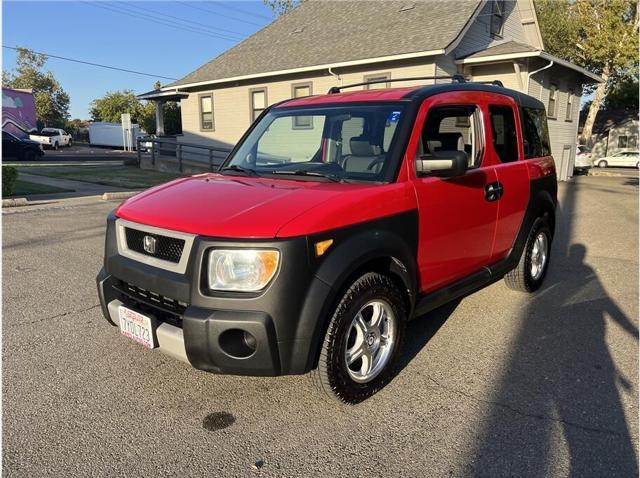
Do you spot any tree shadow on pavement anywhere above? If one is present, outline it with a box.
[467,181,638,476]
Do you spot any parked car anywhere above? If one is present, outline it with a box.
[574,145,592,172]
[97,79,557,403]
[2,131,44,160]
[594,151,640,168]
[29,128,72,150]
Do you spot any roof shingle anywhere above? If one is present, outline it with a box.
[168,0,481,88]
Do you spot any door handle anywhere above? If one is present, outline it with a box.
[485,181,504,202]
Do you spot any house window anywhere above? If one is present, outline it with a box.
[199,94,214,131]
[291,83,313,129]
[565,89,574,121]
[250,88,267,122]
[618,135,628,148]
[547,83,558,118]
[364,73,391,89]
[490,0,505,37]
[629,135,638,148]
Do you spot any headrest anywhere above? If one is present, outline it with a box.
[350,136,381,156]
[426,140,442,152]
[438,133,465,151]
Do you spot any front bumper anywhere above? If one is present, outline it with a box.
[97,213,334,376]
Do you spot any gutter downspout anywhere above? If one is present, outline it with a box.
[526,58,553,98]
[328,66,342,86]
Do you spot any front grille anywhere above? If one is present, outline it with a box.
[114,280,187,328]
[125,227,185,263]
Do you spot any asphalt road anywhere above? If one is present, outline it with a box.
[3,176,638,477]
[3,144,134,166]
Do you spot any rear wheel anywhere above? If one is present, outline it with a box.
[310,272,406,404]
[598,160,608,168]
[504,216,551,293]
[53,142,59,151]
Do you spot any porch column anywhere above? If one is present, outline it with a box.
[155,101,165,136]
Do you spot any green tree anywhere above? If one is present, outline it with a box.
[536,0,639,143]
[3,47,70,128]
[90,90,145,123]
[263,0,299,16]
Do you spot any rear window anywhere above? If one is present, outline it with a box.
[521,107,551,158]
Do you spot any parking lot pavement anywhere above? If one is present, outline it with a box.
[3,176,638,477]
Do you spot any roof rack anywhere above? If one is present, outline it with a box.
[327,74,504,94]
[327,74,466,94]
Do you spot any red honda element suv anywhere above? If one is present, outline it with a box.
[97,78,557,404]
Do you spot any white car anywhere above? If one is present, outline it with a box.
[574,145,592,171]
[29,128,72,150]
[594,151,640,168]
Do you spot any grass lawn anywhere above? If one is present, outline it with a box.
[15,165,183,189]
[6,180,72,197]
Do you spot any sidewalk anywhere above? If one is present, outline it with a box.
[15,172,135,201]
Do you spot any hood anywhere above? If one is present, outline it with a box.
[115,174,363,238]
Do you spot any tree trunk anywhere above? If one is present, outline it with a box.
[580,66,610,145]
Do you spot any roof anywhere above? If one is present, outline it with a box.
[275,82,545,110]
[166,0,482,89]
[458,41,539,59]
[457,41,603,83]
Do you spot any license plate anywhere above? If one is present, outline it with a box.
[118,306,156,349]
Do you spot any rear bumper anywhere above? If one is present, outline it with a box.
[97,269,289,376]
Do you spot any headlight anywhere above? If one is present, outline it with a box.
[208,249,279,292]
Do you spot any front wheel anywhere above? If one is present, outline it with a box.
[310,272,407,404]
[504,216,551,292]
[598,160,608,168]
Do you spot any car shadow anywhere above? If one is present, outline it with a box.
[465,179,639,475]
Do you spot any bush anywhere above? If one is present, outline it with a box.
[2,166,18,197]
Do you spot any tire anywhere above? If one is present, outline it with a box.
[67,140,72,147]
[504,216,552,293]
[53,142,59,151]
[23,150,37,162]
[598,160,608,168]
[310,272,407,404]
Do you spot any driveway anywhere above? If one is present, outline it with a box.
[2,176,637,477]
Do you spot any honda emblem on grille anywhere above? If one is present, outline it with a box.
[143,235,157,254]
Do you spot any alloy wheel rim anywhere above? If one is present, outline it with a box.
[344,299,396,383]
[530,232,548,281]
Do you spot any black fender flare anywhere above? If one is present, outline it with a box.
[294,228,418,372]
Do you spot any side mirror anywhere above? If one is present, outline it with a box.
[415,150,468,178]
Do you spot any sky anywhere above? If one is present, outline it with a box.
[2,1,274,119]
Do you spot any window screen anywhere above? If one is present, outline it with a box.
[251,89,267,122]
[199,94,213,130]
[489,105,518,163]
[548,84,558,118]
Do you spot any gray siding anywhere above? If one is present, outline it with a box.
[528,61,582,180]
[435,56,459,83]
[454,0,527,58]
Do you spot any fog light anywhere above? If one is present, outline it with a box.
[243,331,257,351]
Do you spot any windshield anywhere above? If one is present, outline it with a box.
[224,104,407,183]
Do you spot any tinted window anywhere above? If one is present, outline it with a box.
[489,105,519,163]
[521,107,551,158]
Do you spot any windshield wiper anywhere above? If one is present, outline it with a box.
[220,165,261,177]
[269,169,342,182]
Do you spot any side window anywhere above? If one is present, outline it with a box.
[521,107,551,158]
[547,84,558,118]
[421,105,484,168]
[489,105,519,163]
[199,93,214,131]
[490,0,505,37]
[291,83,313,129]
[618,136,628,148]
[250,88,267,122]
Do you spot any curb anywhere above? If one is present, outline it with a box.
[2,198,28,208]
[589,171,637,178]
[101,191,139,201]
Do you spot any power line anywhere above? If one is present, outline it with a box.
[114,1,246,41]
[176,1,265,28]
[83,2,242,42]
[3,45,179,81]
[209,2,272,21]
